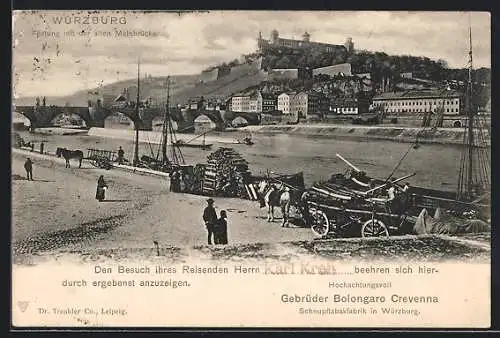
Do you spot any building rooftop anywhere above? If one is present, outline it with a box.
[261,93,277,99]
[114,94,127,102]
[329,97,358,105]
[270,68,299,72]
[373,89,461,100]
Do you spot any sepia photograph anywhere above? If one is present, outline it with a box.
[11,10,491,328]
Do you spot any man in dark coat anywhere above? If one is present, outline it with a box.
[96,175,108,202]
[203,198,217,245]
[170,169,180,192]
[117,146,125,165]
[24,158,33,181]
[214,210,228,245]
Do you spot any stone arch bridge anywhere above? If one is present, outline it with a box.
[14,102,261,131]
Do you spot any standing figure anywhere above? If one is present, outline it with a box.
[179,172,186,192]
[118,146,125,164]
[117,146,124,165]
[384,181,397,214]
[203,198,217,245]
[214,210,228,245]
[299,190,311,226]
[24,158,33,181]
[402,182,410,192]
[96,175,108,202]
[280,186,291,227]
[171,169,181,192]
[40,141,45,154]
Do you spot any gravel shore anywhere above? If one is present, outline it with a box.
[12,149,313,257]
[11,148,490,266]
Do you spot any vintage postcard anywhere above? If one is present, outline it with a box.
[11,10,491,328]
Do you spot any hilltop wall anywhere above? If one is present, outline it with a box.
[267,68,299,81]
[200,68,219,82]
[170,57,267,105]
[313,63,352,76]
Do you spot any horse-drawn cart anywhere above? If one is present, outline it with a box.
[302,172,417,239]
[86,148,117,170]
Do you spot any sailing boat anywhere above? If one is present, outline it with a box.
[131,68,186,172]
[132,60,141,167]
[455,18,491,205]
[145,76,186,171]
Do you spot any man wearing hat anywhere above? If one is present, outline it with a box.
[203,198,217,245]
[24,157,33,181]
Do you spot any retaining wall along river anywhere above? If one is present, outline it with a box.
[243,124,491,146]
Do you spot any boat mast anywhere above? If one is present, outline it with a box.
[456,14,487,201]
[161,76,170,164]
[466,24,474,198]
[133,58,140,167]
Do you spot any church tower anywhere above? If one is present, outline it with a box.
[257,31,264,52]
[345,37,354,53]
[302,31,311,43]
[271,29,279,44]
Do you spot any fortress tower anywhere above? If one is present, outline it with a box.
[345,37,354,54]
[271,29,279,44]
[302,31,310,43]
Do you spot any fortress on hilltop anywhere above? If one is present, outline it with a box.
[257,29,354,54]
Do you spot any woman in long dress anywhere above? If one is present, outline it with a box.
[96,175,107,202]
[214,210,228,245]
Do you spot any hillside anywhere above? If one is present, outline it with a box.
[14,74,202,107]
[13,49,491,109]
[14,59,267,108]
[169,59,267,105]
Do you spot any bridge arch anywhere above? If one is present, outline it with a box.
[104,112,135,129]
[51,111,88,128]
[15,106,37,130]
[231,116,249,127]
[194,114,218,133]
[48,106,92,128]
[191,110,224,124]
[13,112,31,130]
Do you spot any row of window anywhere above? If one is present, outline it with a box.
[385,108,460,113]
[330,107,358,112]
[375,99,460,106]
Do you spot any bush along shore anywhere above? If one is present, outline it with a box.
[244,124,491,146]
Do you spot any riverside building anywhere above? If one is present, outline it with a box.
[372,89,462,115]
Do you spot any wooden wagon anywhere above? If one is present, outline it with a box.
[86,148,116,170]
[302,172,417,239]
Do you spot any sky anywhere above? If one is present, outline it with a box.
[12,10,491,98]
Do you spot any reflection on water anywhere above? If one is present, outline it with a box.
[16,127,483,191]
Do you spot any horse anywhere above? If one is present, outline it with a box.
[56,147,84,168]
[257,180,293,223]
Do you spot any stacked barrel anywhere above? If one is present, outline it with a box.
[202,147,251,197]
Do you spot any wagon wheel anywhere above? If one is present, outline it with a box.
[99,159,113,170]
[310,208,330,237]
[361,219,389,238]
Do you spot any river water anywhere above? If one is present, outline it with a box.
[16,127,475,192]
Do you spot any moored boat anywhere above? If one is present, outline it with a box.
[174,140,212,150]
